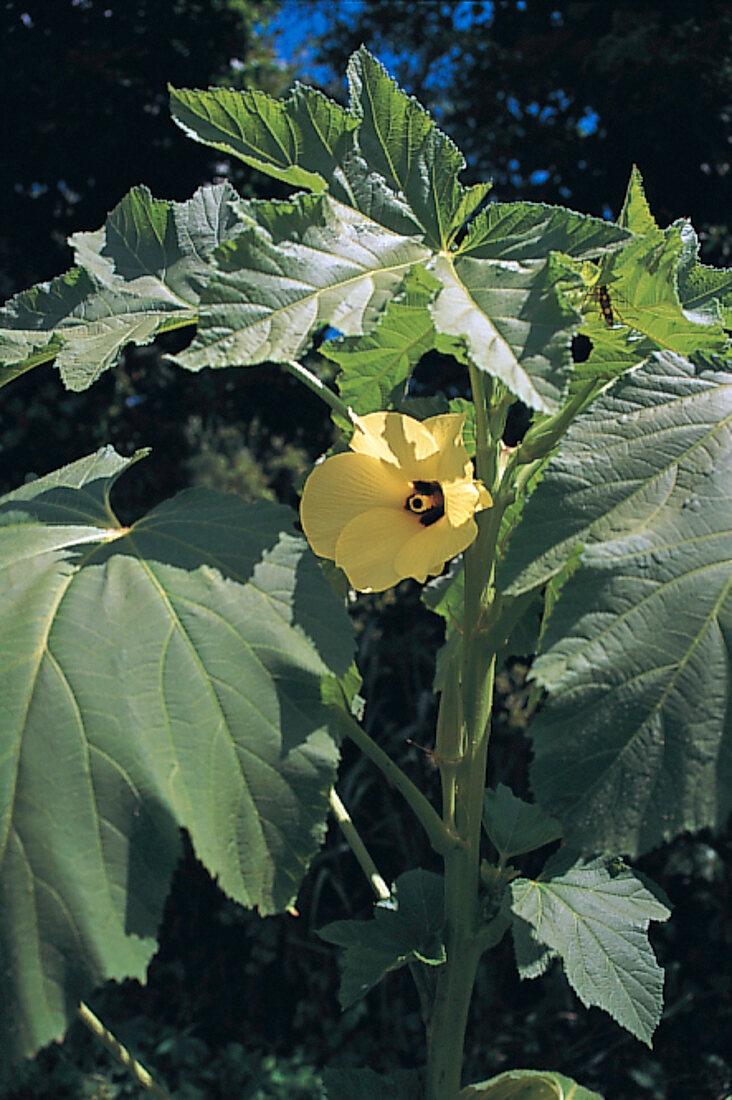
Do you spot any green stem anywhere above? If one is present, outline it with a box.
[336,708,459,857]
[77,1002,173,1100]
[281,358,351,420]
[427,662,494,1099]
[426,363,507,1100]
[517,377,599,463]
[426,926,484,1097]
[435,653,464,834]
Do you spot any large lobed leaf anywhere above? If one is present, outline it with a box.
[459,201,630,262]
[171,47,489,250]
[345,47,490,249]
[430,252,580,413]
[173,191,430,372]
[168,49,633,411]
[511,853,670,1046]
[0,449,354,1063]
[573,168,728,388]
[0,184,241,390]
[501,352,732,856]
[2,49,643,411]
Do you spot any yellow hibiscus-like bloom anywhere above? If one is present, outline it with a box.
[300,411,492,592]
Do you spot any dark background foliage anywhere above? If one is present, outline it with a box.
[1,2,730,1098]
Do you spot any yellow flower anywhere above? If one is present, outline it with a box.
[300,411,492,592]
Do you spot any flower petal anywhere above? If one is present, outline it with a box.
[443,479,491,527]
[422,414,465,451]
[350,412,439,468]
[334,506,421,592]
[393,517,480,582]
[300,452,407,558]
[477,483,493,510]
[415,414,474,482]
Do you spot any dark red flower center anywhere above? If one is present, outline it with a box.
[406,480,445,527]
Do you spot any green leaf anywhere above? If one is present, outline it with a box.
[482,785,562,859]
[500,352,732,856]
[169,53,447,241]
[0,449,354,1064]
[322,1067,424,1100]
[318,869,445,1008]
[0,184,240,390]
[459,201,630,261]
[0,329,63,385]
[573,186,728,387]
[599,229,727,356]
[448,396,477,456]
[430,253,579,413]
[512,916,557,981]
[321,264,441,421]
[618,166,663,239]
[0,267,157,390]
[570,322,657,389]
[461,1068,604,1099]
[174,192,430,372]
[574,231,727,390]
[347,47,490,249]
[71,182,241,302]
[568,171,728,388]
[680,258,732,328]
[676,221,732,328]
[169,82,349,194]
[510,854,670,1046]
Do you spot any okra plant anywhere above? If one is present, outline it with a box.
[1,48,730,1100]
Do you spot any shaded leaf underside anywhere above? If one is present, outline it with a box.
[501,352,732,856]
[511,855,670,1045]
[0,448,353,1062]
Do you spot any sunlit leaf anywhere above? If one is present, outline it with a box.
[676,221,732,328]
[572,171,728,386]
[0,329,63,386]
[173,192,430,372]
[617,165,663,240]
[430,253,579,412]
[169,82,347,193]
[320,264,440,421]
[0,184,241,389]
[459,201,630,260]
[71,181,242,301]
[170,58,435,239]
[347,47,490,249]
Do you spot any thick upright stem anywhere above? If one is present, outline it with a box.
[426,365,503,1100]
[426,653,496,1099]
[426,870,484,1096]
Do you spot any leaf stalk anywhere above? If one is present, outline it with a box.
[77,1002,173,1100]
[281,358,351,420]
